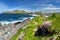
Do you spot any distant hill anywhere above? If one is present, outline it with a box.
[3,10,44,14]
[3,10,29,14]
[3,10,54,15]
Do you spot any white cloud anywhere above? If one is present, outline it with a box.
[0,2,60,13]
[40,4,60,11]
[42,7,60,10]
[41,4,54,7]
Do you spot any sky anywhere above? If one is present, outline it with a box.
[0,0,60,13]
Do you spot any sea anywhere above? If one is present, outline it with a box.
[0,13,33,24]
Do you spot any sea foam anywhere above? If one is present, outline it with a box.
[0,17,33,25]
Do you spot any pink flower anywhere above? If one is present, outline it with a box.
[42,21,52,25]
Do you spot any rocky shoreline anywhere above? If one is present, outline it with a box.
[0,18,31,40]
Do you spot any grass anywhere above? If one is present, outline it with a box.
[47,13,60,40]
[48,13,60,31]
[22,13,60,40]
[22,16,43,40]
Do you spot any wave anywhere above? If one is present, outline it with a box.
[0,17,33,25]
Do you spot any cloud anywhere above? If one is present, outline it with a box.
[40,4,54,7]
[0,2,60,13]
[39,4,60,10]
[42,7,60,10]
[0,2,32,13]
[34,4,60,12]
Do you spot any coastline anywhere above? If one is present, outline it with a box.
[0,13,33,25]
[0,17,33,25]
[0,17,33,40]
[0,17,34,25]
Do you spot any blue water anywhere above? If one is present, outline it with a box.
[0,14,33,22]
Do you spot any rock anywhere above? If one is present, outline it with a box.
[14,22,21,26]
[34,21,52,36]
[47,37,54,40]
[49,37,54,40]
[0,23,2,26]
[18,38,21,40]
[42,21,52,27]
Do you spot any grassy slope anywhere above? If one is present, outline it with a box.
[10,13,60,40]
[47,13,60,40]
[22,16,43,40]
[48,13,60,31]
[22,13,60,40]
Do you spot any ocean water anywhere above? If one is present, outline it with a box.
[0,14,33,24]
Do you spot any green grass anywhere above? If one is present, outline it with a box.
[22,16,43,40]
[48,13,60,31]
[47,13,60,40]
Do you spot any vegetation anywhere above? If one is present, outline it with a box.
[22,13,60,40]
[22,16,43,40]
[48,13,60,31]
[12,10,26,13]
[10,13,60,40]
[48,13,60,40]
[3,10,27,13]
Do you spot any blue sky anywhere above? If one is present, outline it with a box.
[0,0,60,12]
